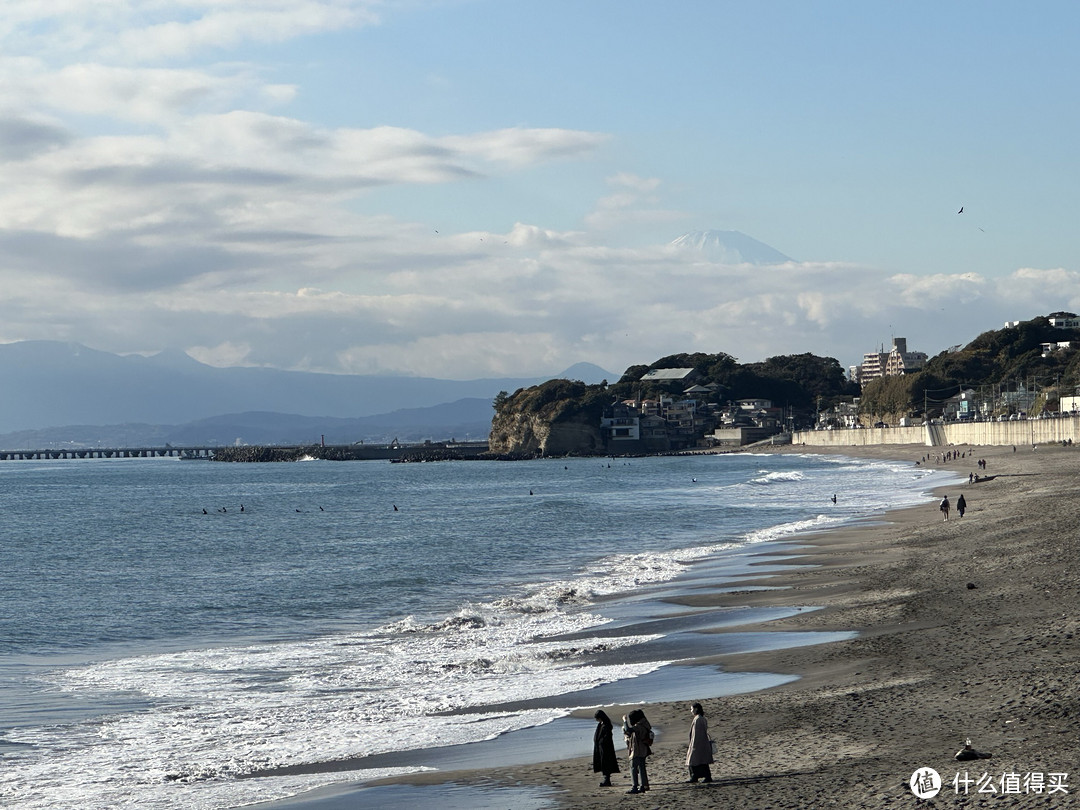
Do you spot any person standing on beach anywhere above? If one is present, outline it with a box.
[622,709,653,794]
[592,710,620,787]
[940,495,951,521]
[956,494,966,517]
[685,702,714,783]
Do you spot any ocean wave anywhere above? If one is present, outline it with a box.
[749,470,805,484]
[2,452,961,810]
[10,612,657,810]
[742,513,843,544]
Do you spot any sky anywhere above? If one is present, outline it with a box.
[1,0,1079,381]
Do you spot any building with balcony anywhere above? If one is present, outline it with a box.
[851,337,928,385]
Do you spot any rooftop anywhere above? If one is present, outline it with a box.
[640,368,697,381]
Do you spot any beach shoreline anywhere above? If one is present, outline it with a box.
[258,443,1079,809]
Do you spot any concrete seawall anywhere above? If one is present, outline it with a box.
[793,417,1080,448]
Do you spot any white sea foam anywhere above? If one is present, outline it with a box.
[741,513,844,544]
[749,469,805,484]
[0,453,964,809]
[2,599,661,810]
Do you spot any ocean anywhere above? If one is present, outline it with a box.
[0,452,958,809]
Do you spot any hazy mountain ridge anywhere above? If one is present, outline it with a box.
[0,399,497,449]
[0,341,614,444]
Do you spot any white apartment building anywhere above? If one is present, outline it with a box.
[851,337,928,385]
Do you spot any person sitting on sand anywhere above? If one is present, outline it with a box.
[940,496,950,521]
[685,702,714,783]
[622,709,653,794]
[592,710,620,787]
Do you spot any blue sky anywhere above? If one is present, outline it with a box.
[1,1,1078,379]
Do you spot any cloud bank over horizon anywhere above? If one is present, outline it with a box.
[0,2,1077,380]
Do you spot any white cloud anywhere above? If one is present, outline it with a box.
[0,114,607,267]
[887,272,986,307]
[0,1,385,63]
[36,63,264,122]
[1,208,1073,378]
[585,172,681,232]
[997,268,1080,306]
[443,127,610,167]
[0,3,1072,383]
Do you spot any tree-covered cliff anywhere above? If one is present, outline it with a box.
[489,352,856,455]
[489,379,612,455]
[858,315,1080,420]
[490,314,1080,454]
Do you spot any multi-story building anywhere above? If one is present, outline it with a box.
[851,338,927,385]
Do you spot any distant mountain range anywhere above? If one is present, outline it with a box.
[0,341,615,447]
[671,230,793,264]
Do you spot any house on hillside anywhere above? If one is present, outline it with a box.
[600,403,640,443]
[600,386,719,453]
[1049,312,1080,329]
[1041,341,1072,357]
[708,398,785,446]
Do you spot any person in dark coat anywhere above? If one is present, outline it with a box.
[956,493,967,517]
[686,702,714,782]
[592,710,620,786]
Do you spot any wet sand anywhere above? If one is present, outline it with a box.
[261,443,1080,809]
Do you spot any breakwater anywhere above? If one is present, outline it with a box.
[0,441,490,462]
[0,446,218,461]
[211,441,490,462]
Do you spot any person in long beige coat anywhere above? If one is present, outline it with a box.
[686,702,714,783]
[622,709,652,794]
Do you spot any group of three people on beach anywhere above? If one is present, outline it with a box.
[593,702,714,794]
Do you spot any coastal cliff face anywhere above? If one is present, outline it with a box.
[488,380,606,456]
[489,410,604,455]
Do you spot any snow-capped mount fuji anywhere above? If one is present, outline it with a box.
[671,230,792,264]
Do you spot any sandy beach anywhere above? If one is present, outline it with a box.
[265,443,1079,809]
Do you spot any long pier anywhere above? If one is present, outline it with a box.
[0,441,491,462]
[0,446,221,460]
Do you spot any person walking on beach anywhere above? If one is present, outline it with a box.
[622,709,653,794]
[685,702,714,783]
[956,494,966,518]
[592,710,620,787]
[940,495,951,521]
